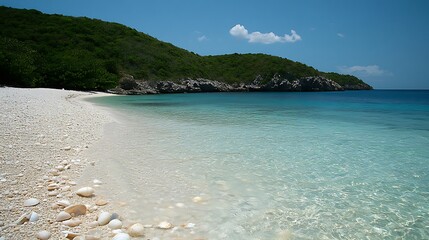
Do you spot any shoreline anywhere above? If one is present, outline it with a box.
[0,87,129,239]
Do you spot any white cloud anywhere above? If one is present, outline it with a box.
[229,24,301,44]
[339,65,385,76]
[337,33,345,38]
[197,35,208,42]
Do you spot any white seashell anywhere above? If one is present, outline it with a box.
[157,221,173,229]
[76,187,94,197]
[112,233,131,240]
[68,181,77,186]
[56,211,72,222]
[29,212,39,222]
[97,211,111,226]
[36,230,51,240]
[24,198,40,207]
[62,231,79,239]
[175,203,185,208]
[192,196,203,203]
[128,223,145,237]
[112,229,123,234]
[64,204,87,217]
[185,222,195,228]
[93,179,102,184]
[108,219,123,229]
[56,199,70,208]
[62,219,82,227]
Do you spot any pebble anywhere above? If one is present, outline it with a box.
[95,199,108,206]
[62,219,82,227]
[29,211,39,222]
[93,179,102,184]
[56,211,72,222]
[76,187,94,197]
[128,223,145,237]
[158,221,173,229]
[64,204,87,216]
[108,219,123,229]
[185,222,196,228]
[97,211,111,226]
[192,196,203,203]
[36,230,51,240]
[24,198,40,206]
[112,233,131,240]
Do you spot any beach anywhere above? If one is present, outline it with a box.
[0,87,122,239]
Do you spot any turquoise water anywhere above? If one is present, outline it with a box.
[87,91,429,239]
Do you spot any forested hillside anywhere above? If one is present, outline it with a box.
[0,7,371,91]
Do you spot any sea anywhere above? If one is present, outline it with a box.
[84,90,429,239]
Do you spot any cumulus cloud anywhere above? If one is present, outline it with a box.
[229,24,301,44]
[339,65,385,76]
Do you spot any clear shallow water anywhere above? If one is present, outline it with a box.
[86,91,429,239]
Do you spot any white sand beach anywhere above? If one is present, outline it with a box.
[0,87,127,239]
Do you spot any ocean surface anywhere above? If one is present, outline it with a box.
[85,90,429,239]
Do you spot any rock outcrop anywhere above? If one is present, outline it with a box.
[109,74,369,95]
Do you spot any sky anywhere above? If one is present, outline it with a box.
[1,0,429,89]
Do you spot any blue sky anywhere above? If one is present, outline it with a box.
[1,0,429,89]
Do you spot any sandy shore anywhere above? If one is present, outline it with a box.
[0,87,129,239]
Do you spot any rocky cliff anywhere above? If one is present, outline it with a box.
[109,75,370,95]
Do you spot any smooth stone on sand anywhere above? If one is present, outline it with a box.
[157,221,173,229]
[108,219,123,230]
[62,219,82,227]
[112,233,131,240]
[95,199,108,206]
[24,198,40,206]
[97,211,111,226]
[192,196,203,203]
[76,187,94,197]
[29,212,39,222]
[128,223,145,237]
[56,211,72,222]
[36,230,51,240]
[64,204,87,217]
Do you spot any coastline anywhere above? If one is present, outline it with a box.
[0,87,123,239]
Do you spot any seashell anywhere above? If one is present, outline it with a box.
[128,223,145,237]
[175,203,185,208]
[192,196,203,203]
[184,222,195,228]
[15,212,30,225]
[93,179,102,184]
[47,190,59,196]
[56,199,70,208]
[68,181,77,186]
[62,219,82,227]
[29,212,39,222]
[76,187,94,197]
[56,211,72,222]
[24,198,40,207]
[108,219,123,230]
[157,221,173,229]
[112,233,131,240]
[63,146,71,151]
[95,199,108,206]
[85,236,100,240]
[64,204,87,217]
[36,230,51,240]
[97,211,111,226]
[63,231,79,239]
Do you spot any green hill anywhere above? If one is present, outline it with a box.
[0,6,371,91]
